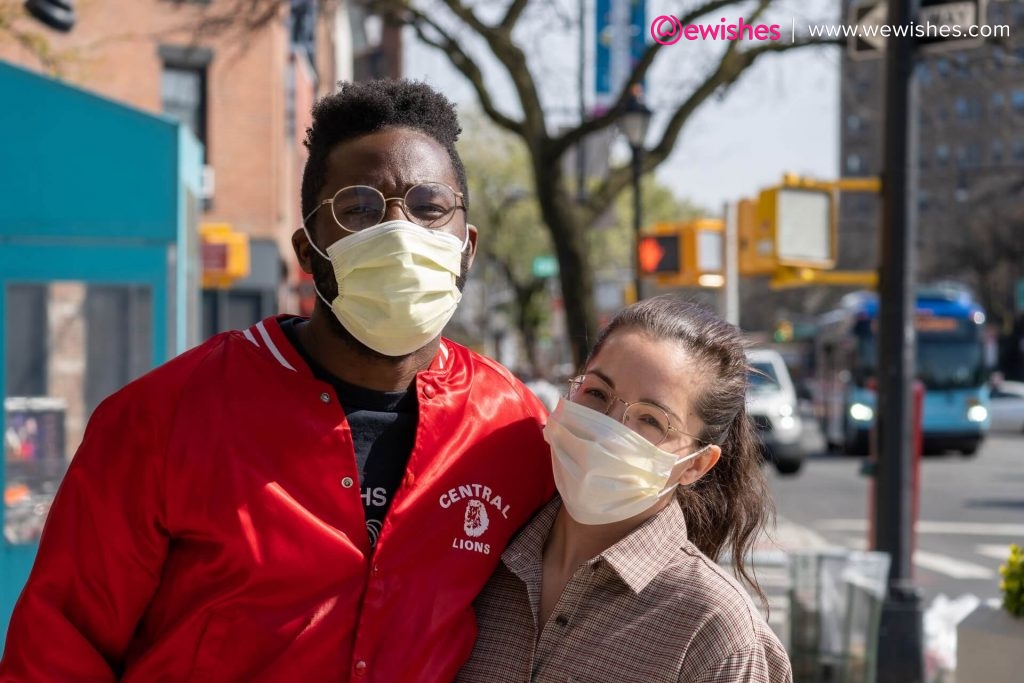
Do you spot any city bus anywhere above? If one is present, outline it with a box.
[816,284,990,455]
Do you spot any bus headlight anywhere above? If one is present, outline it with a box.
[850,403,874,422]
[967,405,988,423]
[778,404,794,417]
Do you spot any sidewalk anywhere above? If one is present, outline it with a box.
[719,516,834,654]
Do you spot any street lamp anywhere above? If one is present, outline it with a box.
[620,86,652,301]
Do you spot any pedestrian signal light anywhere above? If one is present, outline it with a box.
[757,179,836,269]
[638,235,681,275]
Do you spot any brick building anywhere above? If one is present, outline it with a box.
[3,0,403,334]
[838,0,1024,324]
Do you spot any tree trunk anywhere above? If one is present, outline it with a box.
[532,156,596,367]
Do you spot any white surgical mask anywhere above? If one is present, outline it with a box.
[304,220,466,356]
[543,397,709,526]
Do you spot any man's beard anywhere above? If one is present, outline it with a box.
[310,245,471,360]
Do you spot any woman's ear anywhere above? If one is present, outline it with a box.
[674,445,722,487]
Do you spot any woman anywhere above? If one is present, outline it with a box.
[458,296,791,683]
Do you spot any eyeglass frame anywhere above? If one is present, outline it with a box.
[302,182,468,235]
[567,374,708,449]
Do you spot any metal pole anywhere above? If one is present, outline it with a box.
[632,143,643,301]
[577,0,587,203]
[875,0,924,680]
[723,201,740,326]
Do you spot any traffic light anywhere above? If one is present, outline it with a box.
[637,234,681,275]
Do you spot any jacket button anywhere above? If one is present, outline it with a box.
[320,392,331,403]
[354,660,368,676]
[341,476,354,488]
[422,384,436,399]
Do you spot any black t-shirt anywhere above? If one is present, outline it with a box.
[279,318,417,549]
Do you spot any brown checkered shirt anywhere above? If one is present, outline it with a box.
[456,497,792,683]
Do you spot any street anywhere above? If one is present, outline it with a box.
[768,433,1023,604]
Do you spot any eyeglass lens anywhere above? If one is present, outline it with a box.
[331,183,461,232]
[569,375,671,445]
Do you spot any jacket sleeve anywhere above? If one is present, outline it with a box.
[0,387,169,681]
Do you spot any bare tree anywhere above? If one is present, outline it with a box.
[372,0,840,362]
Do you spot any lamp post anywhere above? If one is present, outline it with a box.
[620,88,652,302]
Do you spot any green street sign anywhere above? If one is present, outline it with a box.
[1016,278,1024,312]
[532,255,559,279]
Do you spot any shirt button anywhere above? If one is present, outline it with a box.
[353,660,368,676]
[341,476,354,488]
[320,392,331,403]
[422,384,436,399]
[554,614,569,627]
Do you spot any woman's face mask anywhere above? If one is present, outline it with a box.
[543,398,710,526]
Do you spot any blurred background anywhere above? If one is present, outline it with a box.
[2,1,1023,680]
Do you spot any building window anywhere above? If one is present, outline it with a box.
[935,144,950,166]
[846,154,865,174]
[846,114,862,133]
[991,140,1004,164]
[992,92,1005,114]
[161,67,206,145]
[918,149,929,169]
[1014,139,1024,163]
[936,58,950,77]
[158,46,213,149]
[916,62,931,86]
[955,55,970,78]
[1012,90,1024,112]
[955,97,969,119]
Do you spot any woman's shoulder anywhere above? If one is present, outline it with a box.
[656,541,772,640]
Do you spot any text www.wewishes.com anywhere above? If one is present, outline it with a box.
[651,16,782,45]
[808,22,1009,39]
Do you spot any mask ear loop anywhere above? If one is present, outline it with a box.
[299,222,337,312]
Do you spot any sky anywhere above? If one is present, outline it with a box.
[401,0,841,214]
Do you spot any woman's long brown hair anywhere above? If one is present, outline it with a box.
[587,295,773,609]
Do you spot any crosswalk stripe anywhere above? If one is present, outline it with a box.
[816,518,1024,536]
[975,544,1014,561]
[912,550,995,579]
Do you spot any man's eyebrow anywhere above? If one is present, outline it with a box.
[589,368,684,423]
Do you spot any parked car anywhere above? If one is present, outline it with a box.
[746,348,807,475]
[989,380,1024,434]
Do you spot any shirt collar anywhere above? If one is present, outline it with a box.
[601,498,690,594]
[500,495,690,595]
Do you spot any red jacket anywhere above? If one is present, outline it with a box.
[0,316,555,682]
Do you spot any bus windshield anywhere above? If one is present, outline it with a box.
[853,328,985,390]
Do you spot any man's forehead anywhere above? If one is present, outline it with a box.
[323,127,457,188]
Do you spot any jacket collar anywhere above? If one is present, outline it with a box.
[241,315,455,380]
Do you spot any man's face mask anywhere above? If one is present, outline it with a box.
[303,220,469,357]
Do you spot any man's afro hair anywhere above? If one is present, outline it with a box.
[301,79,468,222]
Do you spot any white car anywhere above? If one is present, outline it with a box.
[989,380,1024,434]
[746,349,806,475]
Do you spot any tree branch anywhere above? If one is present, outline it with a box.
[549,0,744,157]
[585,35,840,216]
[391,3,526,136]
[501,0,530,32]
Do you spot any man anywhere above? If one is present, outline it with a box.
[0,80,555,682]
